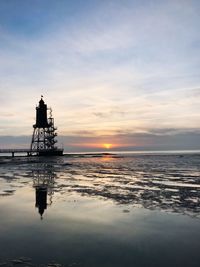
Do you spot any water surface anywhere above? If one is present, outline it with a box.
[0,153,200,266]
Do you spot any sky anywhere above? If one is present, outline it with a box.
[0,0,200,152]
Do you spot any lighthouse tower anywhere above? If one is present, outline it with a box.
[30,96,63,156]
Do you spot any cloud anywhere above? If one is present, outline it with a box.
[0,0,199,140]
[93,109,126,119]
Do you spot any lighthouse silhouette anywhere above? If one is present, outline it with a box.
[30,96,63,156]
[35,97,49,128]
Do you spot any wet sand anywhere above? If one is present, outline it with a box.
[0,153,200,266]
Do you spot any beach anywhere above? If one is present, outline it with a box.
[0,152,200,267]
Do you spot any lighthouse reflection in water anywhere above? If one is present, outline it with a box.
[32,165,55,219]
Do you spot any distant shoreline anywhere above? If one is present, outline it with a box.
[0,150,200,158]
[63,150,200,156]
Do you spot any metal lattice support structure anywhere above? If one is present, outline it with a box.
[30,97,63,156]
[30,110,57,151]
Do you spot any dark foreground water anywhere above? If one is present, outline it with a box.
[0,153,200,267]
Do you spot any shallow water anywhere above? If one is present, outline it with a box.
[0,153,200,267]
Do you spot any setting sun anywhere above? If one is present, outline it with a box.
[103,143,112,149]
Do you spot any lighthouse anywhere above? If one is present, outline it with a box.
[30,96,63,156]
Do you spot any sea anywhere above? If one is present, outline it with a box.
[0,151,200,267]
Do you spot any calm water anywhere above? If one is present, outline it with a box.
[0,153,200,267]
